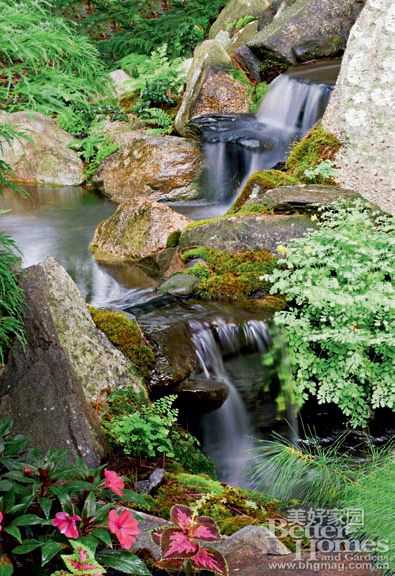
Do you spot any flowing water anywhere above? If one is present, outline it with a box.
[0,62,345,486]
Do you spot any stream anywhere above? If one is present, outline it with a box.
[0,60,348,488]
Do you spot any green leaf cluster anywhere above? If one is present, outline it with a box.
[267,200,395,427]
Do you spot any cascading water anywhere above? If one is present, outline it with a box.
[190,319,271,487]
[187,72,333,214]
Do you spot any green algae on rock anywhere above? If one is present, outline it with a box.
[88,307,155,381]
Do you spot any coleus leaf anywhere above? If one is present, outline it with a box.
[170,505,193,531]
[190,517,221,542]
[155,558,184,571]
[191,547,229,576]
[149,526,168,546]
[160,528,198,560]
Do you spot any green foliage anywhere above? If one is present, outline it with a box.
[69,123,119,181]
[88,307,155,381]
[228,68,252,88]
[249,82,269,113]
[286,124,341,182]
[249,434,394,571]
[0,417,150,575]
[267,200,395,427]
[304,160,341,183]
[104,394,179,459]
[0,124,28,191]
[138,108,174,136]
[0,232,25,365]
[182,247,276,301]
[233,16,257,31]
[53,0,227,62]
[0,0,105,119]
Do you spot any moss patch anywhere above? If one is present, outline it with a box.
[182,247,276,301]
[231,169,299,213]
[89,307,155,381]
[286,124,341,181]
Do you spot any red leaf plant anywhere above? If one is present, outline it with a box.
[151,505,228,576]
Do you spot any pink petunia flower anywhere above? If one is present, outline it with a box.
[108,509,139,551]
[104,469,125,497]
[52,512,81,539]
[0,511,3,532]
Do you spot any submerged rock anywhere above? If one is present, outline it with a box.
[247,184,360,213]
[248,0,364,66]
[158,273,199,298]
[93,129,202,203]
[0,111,84,185]
[0,258,145,466]
[89,199,190,263]
[179,214,314,254]
[175,40,250,136]
[323,0,395,214]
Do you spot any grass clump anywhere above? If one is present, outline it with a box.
[182,247,277,301]
[286,124,341,182]
[88,306,155,381]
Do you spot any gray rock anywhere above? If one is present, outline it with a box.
[135,469,165,495]
[0,258,145,466]
[159,273,199,298]
[0,111,84,185]
[89,199,190,263]
[173,378,229,413]
[93,128,202,203]
[217,525,291,560]
[232,46,262,83]
[179,214,314,253]
[248,184,360,213]
[175,41,250,136]
[248,0,364,66]
[134,511,171,560]
[108,69,132,97]
[209,0,271,39]
[323,0,395,214]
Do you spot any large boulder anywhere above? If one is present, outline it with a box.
[0,258,145,466]
[0,111,84,185]
[209,0,271,39]
[323,0,395,214]
[175,41,251,136]
[89,199,190,263]
[179,214,314,253]
[93,129,202,203]
[248,0,364,66]
[243,184,360,213]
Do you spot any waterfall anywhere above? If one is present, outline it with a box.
[190,73,333,209]
[190,319,271,487]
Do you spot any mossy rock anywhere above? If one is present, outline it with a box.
[286,124,341,181]
[231,169,299,212]
[182,247,276,301]
[88,307,155,381]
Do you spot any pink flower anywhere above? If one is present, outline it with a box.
[0,511,3,532]
[52,512,81,539]
[104,469,124,497]
[108,509,139,551]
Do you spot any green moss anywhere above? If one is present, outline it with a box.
[183,215,228,231]
[181,248,276,301]
[249,82,269,113]
[88,307,155,381]
[259,49,289,82]
[231,169,299,213]
[220,515,257,536]
[176,473,225,495]
[166,229,181,248]
[286,124,341,182]
[229,67,253,88]
[238,203,273,215]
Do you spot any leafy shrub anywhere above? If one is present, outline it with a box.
[103,390,214,475]
[0,0,105,119]
[0,418,150,575]
[267,200,395,427]
[88,307,155,381]
[69,123,119,181]
[0,231,25,365]
[250,82,269,113]
[303,160,340,183]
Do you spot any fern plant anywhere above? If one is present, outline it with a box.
[69,122,119,180]
[0,0,106,119]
